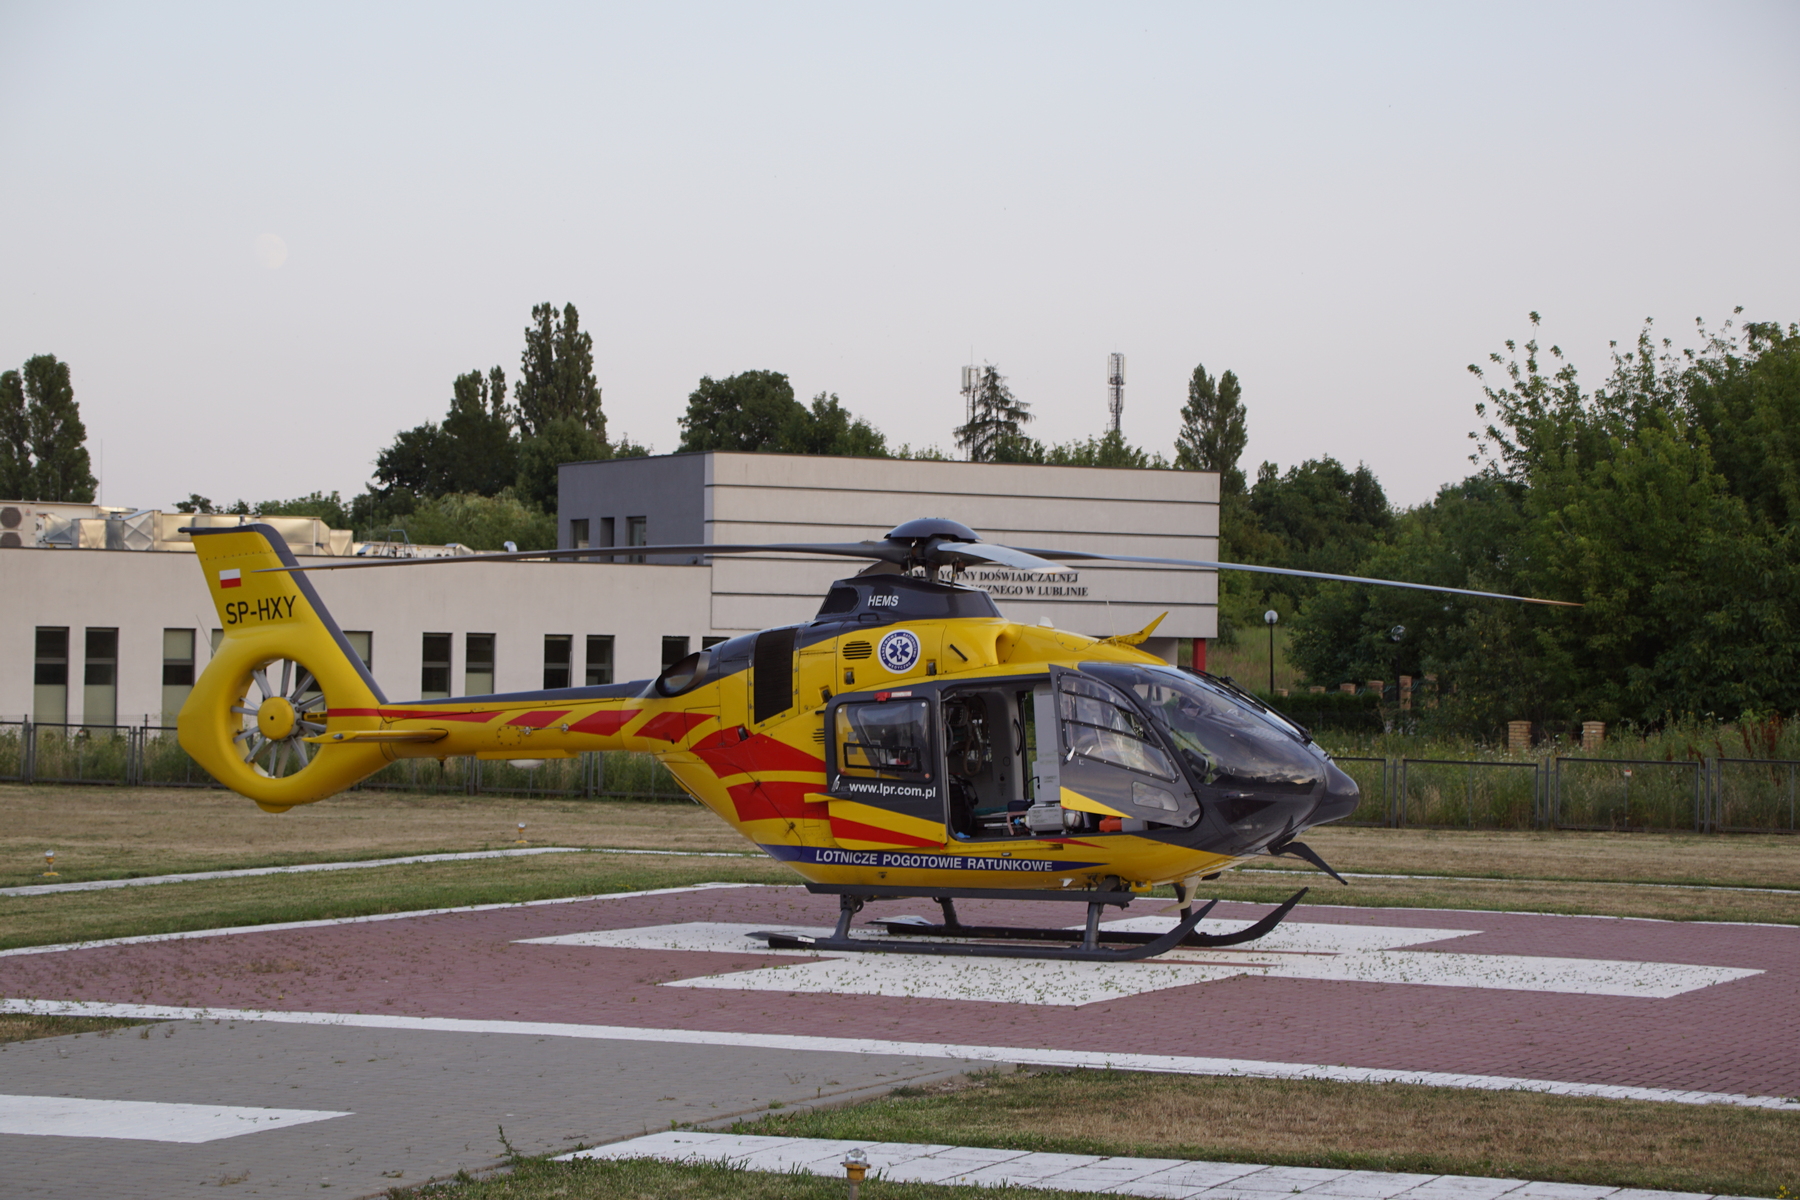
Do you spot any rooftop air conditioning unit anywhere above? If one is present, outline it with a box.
[0,503,29,549]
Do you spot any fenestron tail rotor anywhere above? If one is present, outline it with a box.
[232,656,329,779]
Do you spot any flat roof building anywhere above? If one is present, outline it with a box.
[0,456,1217,728]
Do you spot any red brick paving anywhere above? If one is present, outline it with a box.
[2,887,1794,1099]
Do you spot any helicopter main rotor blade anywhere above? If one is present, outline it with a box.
[261,541,907,573]
[933,542,1065,572]
[1007,547,1581,607]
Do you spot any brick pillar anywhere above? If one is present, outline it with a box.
[1367,679,1385,699]
[1423,673,1438,709]
[1339,683,1356,694]
[1399,675,1413,711]
[1309,686,1326,694]
[1581,721,1605,751]
[1508,720,1532,754]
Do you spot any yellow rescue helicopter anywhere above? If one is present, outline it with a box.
[178,518,1573,962]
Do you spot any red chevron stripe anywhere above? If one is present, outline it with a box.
[638,710,714,743]
[690,730,824,777]
[728,779,829,823]
[507,710,570,729]
[827,816,943,849]
[566,708,640,737]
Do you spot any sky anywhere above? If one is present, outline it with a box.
[2,1,1796,512]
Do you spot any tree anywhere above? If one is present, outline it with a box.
[678,370,805,452]
[1043,430,1168,469]
[954,366,1033,463]
[374,491,557,552]
[515,303,603,440]
[793,392,889,457]
[675,375,891,456]
[1287,311,1800,728]
[0,368,28,498]
[1248,456,1392,580]
[0,355,96,502]
[516,416,608,510]
[1175,363,1248,493]
[442,367,517,495]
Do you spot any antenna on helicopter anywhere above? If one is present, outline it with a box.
[1107,352,1126,435]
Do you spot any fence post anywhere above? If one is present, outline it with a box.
[1551,756,1560,829]
[22,719,33,785]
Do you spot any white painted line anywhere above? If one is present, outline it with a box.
[562,1133,1719,1200]
[524,920,1758,1004]
[0,882,768,958]
[0,1093,349,1143]
[0,845,763,898]
[3,998,1793,1112]
[0,847,586,896]
[1239,867,1799,897]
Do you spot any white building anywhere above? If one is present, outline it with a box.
[0,455,1217,727]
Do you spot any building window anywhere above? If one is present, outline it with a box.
[34,627,69,725]
[163,629,196,726]
[661,636,690,670]
[421,633,452,700]
[585,635,614,686]
[599,516,615,562]
[466,634,495,695]
[83,628,118,728]
[570,519,589,550]
[544,635,573,689]
[626,516,647,563]
[702,636,727,650]
[345,631,373,670]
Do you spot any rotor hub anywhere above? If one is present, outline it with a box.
[256,697,297,741]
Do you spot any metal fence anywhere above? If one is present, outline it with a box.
[0,720,693,802]
[1710,757,1800,832]
[1550,757,1705,831]
[1324,752,1792,833]
[1398,758,1543,830]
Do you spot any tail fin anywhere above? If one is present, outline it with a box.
[178,524,391,811]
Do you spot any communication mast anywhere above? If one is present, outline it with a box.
[1107,352,1126,435]
[962,364,980,432]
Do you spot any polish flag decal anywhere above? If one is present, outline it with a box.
[218,568,242,589]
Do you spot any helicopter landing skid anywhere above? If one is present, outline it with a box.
[753,887,1308,963]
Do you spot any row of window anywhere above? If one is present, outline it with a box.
[26,626,717,724]
[567,516,649,562]
[30,625,375,726]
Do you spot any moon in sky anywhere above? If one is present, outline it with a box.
[255,233,288,269]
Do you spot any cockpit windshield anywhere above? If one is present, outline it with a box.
[1083,663,1326,795]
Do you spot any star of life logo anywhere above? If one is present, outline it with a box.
[876,629,921,674]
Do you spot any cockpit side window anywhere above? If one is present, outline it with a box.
[1087,663,1325,795]
[1057,675,1176,781]
[835,699,931,779]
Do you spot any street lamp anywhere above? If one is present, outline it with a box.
[1264,609,1279,693]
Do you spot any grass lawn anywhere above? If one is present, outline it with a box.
[0,784,747,887]
[0,849,789,950]
[736,1069,1799,1198]
[0,1012,142,1044]
[381,1155,1104,1199]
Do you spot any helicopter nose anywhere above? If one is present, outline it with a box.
[1312,759,1361,824]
